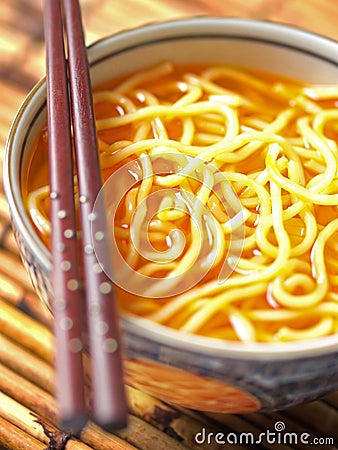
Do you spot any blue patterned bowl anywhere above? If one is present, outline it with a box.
[4,18,338,413]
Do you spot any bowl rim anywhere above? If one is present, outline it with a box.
[88,16,338,63]
[4,16,338,361]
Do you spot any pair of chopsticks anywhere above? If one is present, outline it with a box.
[44,0,128,434]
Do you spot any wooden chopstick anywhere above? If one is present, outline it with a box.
[44,0,127,433]
[44,0,87,434]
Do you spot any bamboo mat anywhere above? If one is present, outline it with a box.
[1,1,338,449]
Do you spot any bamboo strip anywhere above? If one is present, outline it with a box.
[0,219,19,255]
[0,392,94,450]
[324,392,338,409]
[127,384,179,423]
[0,391,55,445]
[0,334,54,394]
[0,363,57,423]
[0,416,45,450]
[0,248,36,292]
[0,297,54,363]
[0,271,51,326]
[0,193,12,223]
[127,386,242,450]
[116,414,188,450]
[173,407,254,450]
[20,291,53,327]
[284,402,338,440]
[2,228,20,255]
[81,423,139,450]
[0,270,25,305]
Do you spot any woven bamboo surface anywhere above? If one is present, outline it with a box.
[0,1,337,449]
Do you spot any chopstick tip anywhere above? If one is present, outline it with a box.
[60,413,88,437]
[94,414,128,434]
[93,408,128,433]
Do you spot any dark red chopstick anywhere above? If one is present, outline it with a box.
[44,0,128,433]
[44,0,87,434]
[62,0,128,431]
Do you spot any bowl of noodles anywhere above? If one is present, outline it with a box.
[4,17,338,413]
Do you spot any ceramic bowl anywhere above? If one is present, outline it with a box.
[4,17,338,414]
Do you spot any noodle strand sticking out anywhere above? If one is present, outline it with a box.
[25,62,338,343]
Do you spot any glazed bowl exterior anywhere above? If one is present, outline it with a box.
[4,17,338,413]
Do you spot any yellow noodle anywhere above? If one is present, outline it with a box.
[96,101,240,144]
[134,89,169,140]
[228,308,257,342]
[273,317,333,341]
[137,153,154,203]
[272,219,338,308]
[180,117,195,145]
[246,302,338,322]
[266,144,338,205]
[27,186,51,236]
[114,61,174,94]
[173,83,203,107]
[293,94,322,114]
[183,73,244,105]
[180,282,267,334]
[202,65,281,100]
[93,90,137,113]
[302,85,338,100]
[297,117,336,191]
